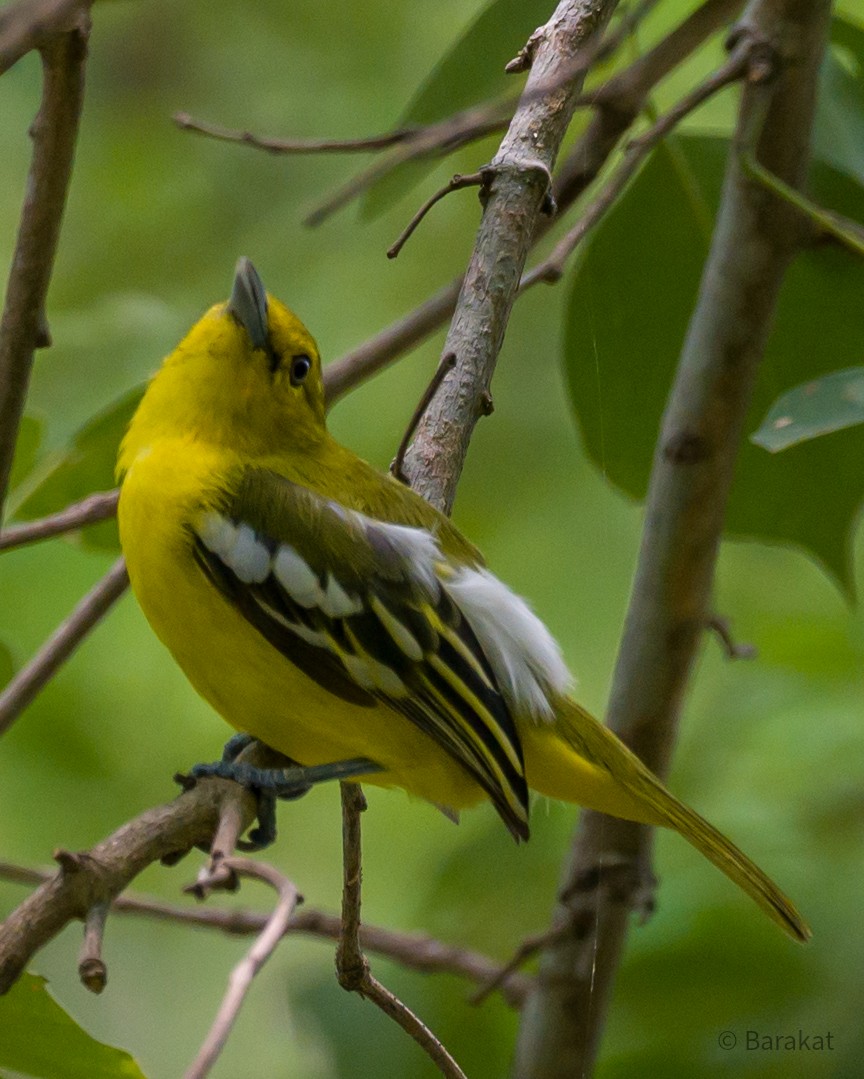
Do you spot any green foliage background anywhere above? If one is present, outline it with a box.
[1,1,863,1076]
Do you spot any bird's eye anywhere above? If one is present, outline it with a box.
[290,354,311,387]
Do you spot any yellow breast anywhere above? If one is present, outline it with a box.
[118,438,488,814]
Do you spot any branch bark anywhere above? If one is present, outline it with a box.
[401,0,620,513]
[512,2,832,1076]
[0,16,89,523]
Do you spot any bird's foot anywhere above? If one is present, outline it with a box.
[188,739,382,850]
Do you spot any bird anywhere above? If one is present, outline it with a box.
[117,258,809,942]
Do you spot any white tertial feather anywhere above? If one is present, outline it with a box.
[229,523,272,584]
[273,544,324,608]
[364,519,442,596]
[198,513,238,562]
[443,567,572,720]
[321,574,363,618]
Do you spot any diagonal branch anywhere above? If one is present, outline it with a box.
[0,489,119,551]
[513,2,833,1077]
[322,0,743,408]
[0,557,129,737]
[184,859,302,1079]
[401,0,621,514]
[0,16,89,522]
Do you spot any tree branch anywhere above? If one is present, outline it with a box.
[0,557,129,737]
[184,859,302,1079]
[513,3,833,1076]
[0,16,89,522]
[0,859,530,1007]
[321,0,742,408]
[401,0,621,514]
[0,489,119,551]
[0,0,91,74]
[334,784,467,1079]
[0,776,260,994]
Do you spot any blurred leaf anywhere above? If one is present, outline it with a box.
[564,135,864,593]
[815,18,864,185]
[0,973,147,1079]
[9,416,43,492]
[752,368,864,451]
[14,387,143,550]
[361,0,551,219]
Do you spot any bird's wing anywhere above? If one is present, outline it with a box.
[191,467,534,838]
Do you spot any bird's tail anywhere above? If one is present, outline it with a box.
[529,699,810,943]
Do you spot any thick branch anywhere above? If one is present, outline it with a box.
[513,3,832,1077]
[322,0,739,408]
[0,18,89,522]
[0,778,259,994]
[0,0,90,74]
[401,0,620,513]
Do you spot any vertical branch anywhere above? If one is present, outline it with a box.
[513,2,833,1077]
[0,15,89,523]
[401,0,620,513]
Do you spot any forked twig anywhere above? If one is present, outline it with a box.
[336,784,467,1079]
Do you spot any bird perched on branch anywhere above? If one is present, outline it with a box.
[117,258,809,942]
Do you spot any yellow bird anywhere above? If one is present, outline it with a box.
[118,259,809,942]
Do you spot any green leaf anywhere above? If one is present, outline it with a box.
[0,973,147,1079]
[9,416,43,492]
[564,135,864,594]
[360,0,552,219]
[13,387,143,550]
[815,18,864,185]
[752,368,864,451]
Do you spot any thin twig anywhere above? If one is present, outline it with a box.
[77,900,109,993]
[172,112,420,154]
[336,785,467,1078]
[390,353,456,483]
[525,40,757,286]
[469,921,569,1006]
[0,859,530,1006]
[306,0,659,228]
[322,1,741,408]
[742,150,864,256]
[706,615,757,660]
[387,171,489,259]
[305,109,508,228]
[0,489,119,551]
[335,782,368,988]
[184,859,302,1079]
[0,557,129,737]
[0,17,90,523]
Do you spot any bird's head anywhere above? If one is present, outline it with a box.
[120,259,327,472]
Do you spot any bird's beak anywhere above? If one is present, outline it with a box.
[228,257,269,350]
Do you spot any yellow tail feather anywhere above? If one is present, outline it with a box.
[524,700,810,943]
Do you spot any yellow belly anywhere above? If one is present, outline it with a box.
[118,439,488,814]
